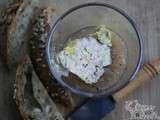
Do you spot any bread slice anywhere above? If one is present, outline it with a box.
[0,0,23,67]
[6,0,41,68]
[14,55,64,120]
[29,6,76,109]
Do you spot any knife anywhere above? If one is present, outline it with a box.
[69,59,160,120]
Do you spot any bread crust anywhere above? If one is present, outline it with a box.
[14,55,64,120]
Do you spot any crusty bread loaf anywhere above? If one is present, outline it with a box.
[14,55,64,120]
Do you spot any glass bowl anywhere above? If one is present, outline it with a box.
[46,2,143,97]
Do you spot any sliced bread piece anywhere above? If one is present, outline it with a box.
[29,6,75,109]
[14,55,64,120]
[6,0,41,68]
[0,0,23,66]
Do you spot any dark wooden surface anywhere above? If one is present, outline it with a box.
[0,0,160,120]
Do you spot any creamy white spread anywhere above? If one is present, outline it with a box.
[57,25,112,84]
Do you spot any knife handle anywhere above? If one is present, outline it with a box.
[113,59,160,102]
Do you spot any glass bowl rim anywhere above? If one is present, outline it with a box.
[46,2,144,97]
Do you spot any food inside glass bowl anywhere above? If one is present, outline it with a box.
[56,25,113,84]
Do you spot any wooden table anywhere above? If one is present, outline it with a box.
[0,0,160,120]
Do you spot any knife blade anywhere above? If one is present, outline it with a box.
[69,96,115,120]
